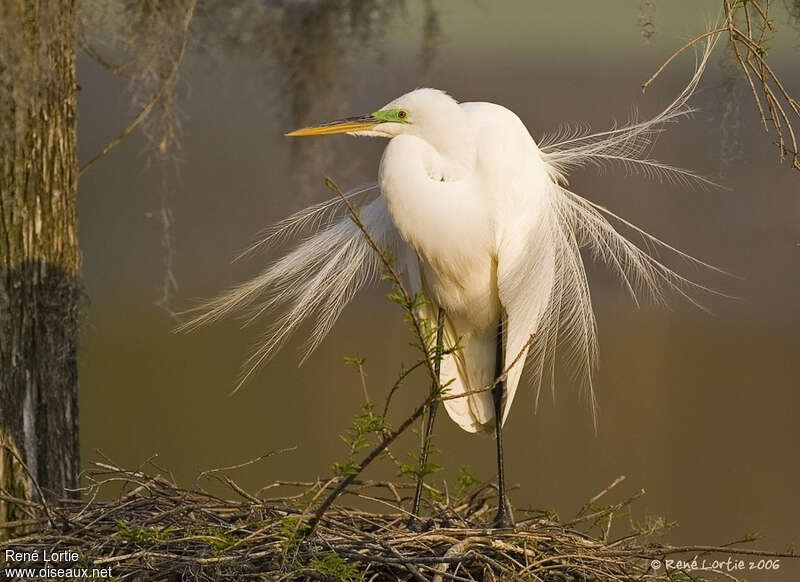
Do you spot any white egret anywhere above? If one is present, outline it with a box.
[183,44,717,527]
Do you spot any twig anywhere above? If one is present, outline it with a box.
[563,488,646,528]
[309,391,439,534]
[305,178,452,533]
[325,177,441,386]
[0,441,56,527]
[645,5,800,170]
[574,475,627,519]
[196,446,297,482]
[383,360,427,418]
[641,28,727,92]
[78,0,197,176]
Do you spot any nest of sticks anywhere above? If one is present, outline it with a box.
[2,178,798,580]
[2,456,796,582]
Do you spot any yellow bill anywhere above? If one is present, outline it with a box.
[285,114,379,137]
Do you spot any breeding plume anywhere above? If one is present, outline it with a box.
[183,45,716,527]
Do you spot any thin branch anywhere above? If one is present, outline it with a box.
[78,0,197,176]
[641,27,727,92]
[306,177,450,533]
[0,441,56,527]
[195,446,297,483]
[309,390,439,534]
[645,4,799,170]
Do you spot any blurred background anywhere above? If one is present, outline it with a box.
[77,1,799,578]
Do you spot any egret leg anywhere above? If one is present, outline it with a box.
[492,317,513,528]
[409,307,445,524]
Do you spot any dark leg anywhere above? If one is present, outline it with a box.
[492,317,512,528]
[409,307,445,523]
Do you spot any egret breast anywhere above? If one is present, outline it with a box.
[379,134,500,332]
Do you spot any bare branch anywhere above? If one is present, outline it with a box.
[78,0,197,176]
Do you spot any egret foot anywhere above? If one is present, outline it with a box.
[490,484,514,528]
[406,516,436,532]
[491,505,514,529]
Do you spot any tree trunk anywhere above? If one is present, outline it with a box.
[0,0,80,537]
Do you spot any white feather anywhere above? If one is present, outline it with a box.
[181,38,720,429]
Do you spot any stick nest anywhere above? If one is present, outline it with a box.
[2,460,796,582]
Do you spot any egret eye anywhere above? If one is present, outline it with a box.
[398,110,408,119]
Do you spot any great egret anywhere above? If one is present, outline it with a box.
[183,44,717,528]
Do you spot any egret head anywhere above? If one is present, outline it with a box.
[286,88,462,140]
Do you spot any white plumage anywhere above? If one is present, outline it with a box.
[182,42,718,436]
[376,94,557,432]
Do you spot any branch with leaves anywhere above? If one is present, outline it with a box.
[306,177,450,533]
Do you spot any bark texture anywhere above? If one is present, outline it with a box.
[0,0,80,537]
